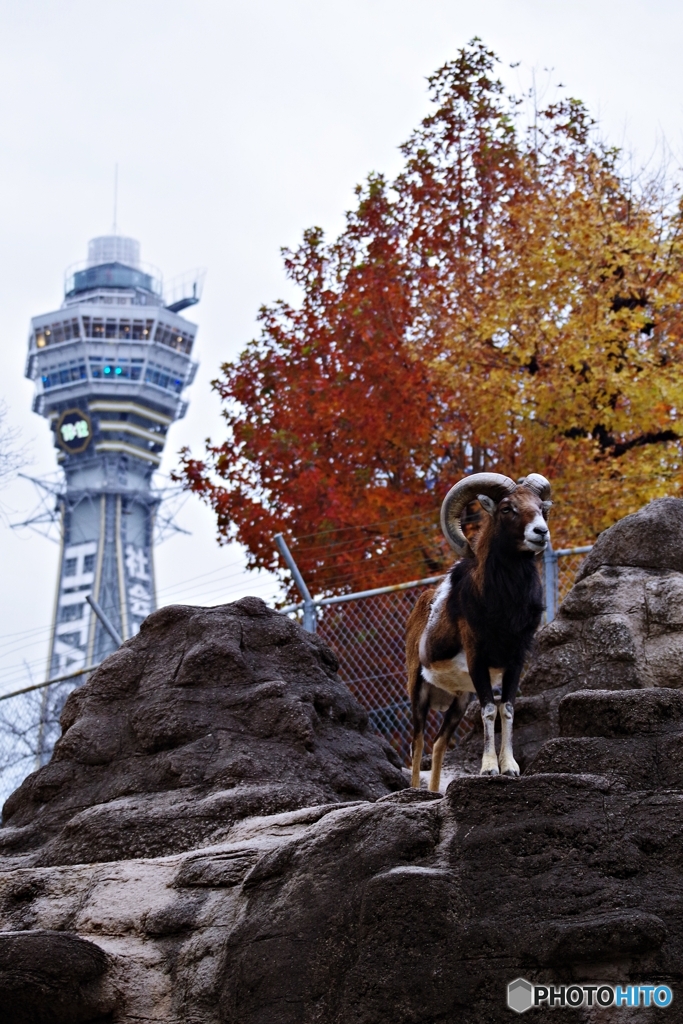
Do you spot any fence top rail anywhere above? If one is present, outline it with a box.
[0,663,102,703]
[318,574,445,607]
[278,574,446,615]
[0,550,591,682]
[277,545,593,615]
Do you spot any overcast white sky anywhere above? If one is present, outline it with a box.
[0,0,681,694]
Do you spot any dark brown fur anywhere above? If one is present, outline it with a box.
[406,485,549,789]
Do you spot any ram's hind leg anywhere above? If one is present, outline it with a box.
[410,671,430,788]
[429,693,469,793]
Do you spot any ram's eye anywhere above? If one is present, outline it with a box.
[501,506,511,514]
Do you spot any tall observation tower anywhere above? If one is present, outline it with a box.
[26,235,200,683]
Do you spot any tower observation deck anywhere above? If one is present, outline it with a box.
[26,235,201,684]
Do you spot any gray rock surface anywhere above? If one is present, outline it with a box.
[2,504,683,1022]
[0,598,406,867]
[0,930,118,1024]
[526,498,683,698]
[528,688,683,789]
[0,688,681,1022]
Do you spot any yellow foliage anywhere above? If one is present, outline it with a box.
[432,145,683,546]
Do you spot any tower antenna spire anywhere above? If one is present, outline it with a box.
[112,163,118,235]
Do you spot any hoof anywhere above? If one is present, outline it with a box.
[480,768,500,777]
[502,769,520,777]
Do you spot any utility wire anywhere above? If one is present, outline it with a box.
[0,566,281,690]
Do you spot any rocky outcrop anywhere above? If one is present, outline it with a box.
[525,498,683,697]
[0,930,118,1024]
[0,598,406,867]
[2,502,683,1022]
[0,688,682,1022]
[527,687,683,788]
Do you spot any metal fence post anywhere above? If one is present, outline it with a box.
[35,684,50,770]
[86,595,123,647]
[274,533,317,633]
[543,543,559,623]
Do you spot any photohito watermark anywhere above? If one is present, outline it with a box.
[507,978,673,1013]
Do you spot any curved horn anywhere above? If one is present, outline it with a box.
[440,472,516,555]
[518,473,552,501]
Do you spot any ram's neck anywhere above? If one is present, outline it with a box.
[475,527,538,600]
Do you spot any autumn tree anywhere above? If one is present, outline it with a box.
[179,40,683,597]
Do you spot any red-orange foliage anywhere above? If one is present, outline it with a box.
[182,181,455,593]
[179,40,683,598]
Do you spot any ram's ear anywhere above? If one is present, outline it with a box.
[477,494,497,516]
[541,500,553,520]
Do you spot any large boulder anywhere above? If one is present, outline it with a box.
[2,503,683,1022]
[0,931,118,1024]
[0,598,406,866]
[0,688,681,1022]
[526,497,683,697]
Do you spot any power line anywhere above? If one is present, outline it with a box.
[0,569,282,688]
[288,508,439,543]
[291,522,440,560]
[0,560,281,692]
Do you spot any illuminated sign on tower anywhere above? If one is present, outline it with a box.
[26,235,202,692]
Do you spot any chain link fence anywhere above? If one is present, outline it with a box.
[305,545,591,765]
[0,545,590,806]
[315,584,445,765]
[557,549,589,603]
[0,691,45,806]
[0,668,96,806]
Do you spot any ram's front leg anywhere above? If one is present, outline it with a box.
[498,702,519,776]
[469,654,498,776]
[499,665,522,777]
[480,702,499,775]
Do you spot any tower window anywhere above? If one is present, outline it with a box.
[145,361,182,392]
[42,360,87,389]
[58,632,82,648]
[64,558,77,577]
[60,603,84,622]
[153,322,193,354]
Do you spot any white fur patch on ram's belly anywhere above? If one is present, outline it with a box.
[423,651,474,697]
[424,650,504,707]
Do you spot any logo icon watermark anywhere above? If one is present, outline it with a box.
[507,978,673,1013]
